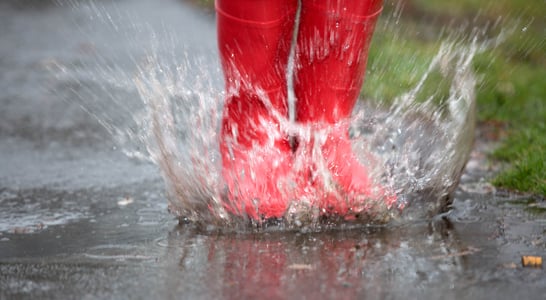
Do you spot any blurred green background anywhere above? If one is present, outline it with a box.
[368,0,545,196]
[196,0,545,196]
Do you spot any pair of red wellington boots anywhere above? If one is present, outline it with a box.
[216,0,395,220]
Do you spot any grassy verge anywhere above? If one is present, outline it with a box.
[191,0,546,196]
[371,0,546,196]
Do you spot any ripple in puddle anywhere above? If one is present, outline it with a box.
[0,189,89,234]
[83,244,156,262]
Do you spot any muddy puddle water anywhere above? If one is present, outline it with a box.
[0,0,544,299]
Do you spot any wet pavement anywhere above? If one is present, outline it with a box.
[1,0,545,299]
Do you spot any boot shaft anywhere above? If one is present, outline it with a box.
[294,0,383,124]
[216,0,297,95]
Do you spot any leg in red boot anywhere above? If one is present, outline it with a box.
[294,0,396,216]
[216,0,298,219]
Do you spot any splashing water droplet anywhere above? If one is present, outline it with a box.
[130,34,484,229]
[52,2,500,230]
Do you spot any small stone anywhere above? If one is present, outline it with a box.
[521,256,542,268]
[118,197,134,206]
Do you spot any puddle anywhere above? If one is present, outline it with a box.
[0,188,89,234]
[0,0,544,299]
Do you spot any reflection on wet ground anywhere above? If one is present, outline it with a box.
[1,182,545,299]
[0,0,544,299]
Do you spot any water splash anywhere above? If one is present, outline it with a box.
[134,52,224,223]
[132,36,485,228]
[47,1,504,229]
[360,39,480,221]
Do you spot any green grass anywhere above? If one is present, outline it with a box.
[197,0,546,196]
[491,127,546,196]
[364,1,546,196]
[364,32,440,102]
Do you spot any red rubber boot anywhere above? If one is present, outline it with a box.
[294,0,396,216]
[216,0,297,219]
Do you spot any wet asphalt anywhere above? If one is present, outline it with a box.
[1,0,545,299]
